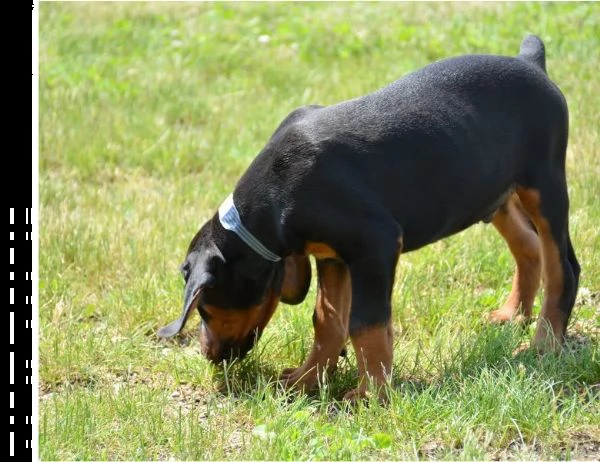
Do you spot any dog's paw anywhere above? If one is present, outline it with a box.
[279,367,298,380]
[279,365,318,392]
[342,385,389,405]
[488,307,530,325]
[342,387,367,403]
[530,330,563,354]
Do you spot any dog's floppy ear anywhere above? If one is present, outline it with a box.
[157,269,215,338]
[280,254,311,305]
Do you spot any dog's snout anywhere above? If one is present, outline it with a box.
[199,323,253,363]
[199,323,221,361]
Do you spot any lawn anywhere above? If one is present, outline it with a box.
[39,2,599,460]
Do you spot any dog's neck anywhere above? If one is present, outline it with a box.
[221,190,287,261]
[218,193,282,262]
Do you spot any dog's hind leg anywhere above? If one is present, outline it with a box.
[490,194,542,323]
[280,258,351,392]
[516,176,580,352]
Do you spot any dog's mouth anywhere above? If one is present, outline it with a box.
[198,290,281,364]
[199,323,260,363]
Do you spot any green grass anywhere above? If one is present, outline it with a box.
[39,2,599,460]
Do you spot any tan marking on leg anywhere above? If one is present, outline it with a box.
[343,324,393,402]
[516,187,566,352]
[490,194,541,323]
[280,260,351,392]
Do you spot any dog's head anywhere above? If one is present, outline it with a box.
[158,217,311,364]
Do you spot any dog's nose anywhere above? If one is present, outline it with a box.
[199,324,246,363]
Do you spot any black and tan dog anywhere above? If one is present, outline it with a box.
[158,35,579,401]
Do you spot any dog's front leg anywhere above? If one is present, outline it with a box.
[280,258,351,392]
[343,241,400,402]
[345,323,394,402]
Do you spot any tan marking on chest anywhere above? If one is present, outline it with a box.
[305,242,338,260]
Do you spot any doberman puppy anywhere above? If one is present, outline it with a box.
[158,35,580,401]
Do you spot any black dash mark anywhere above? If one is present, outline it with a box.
[10,209,33,458]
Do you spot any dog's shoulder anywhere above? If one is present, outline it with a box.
[270,105,324,138]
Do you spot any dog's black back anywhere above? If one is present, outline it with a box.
[235,37,567,255]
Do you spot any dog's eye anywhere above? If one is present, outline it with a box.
[179,262,191,281]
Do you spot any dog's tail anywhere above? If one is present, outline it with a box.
[518,35,546,73]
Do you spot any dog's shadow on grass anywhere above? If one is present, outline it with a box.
[206,322,598,407]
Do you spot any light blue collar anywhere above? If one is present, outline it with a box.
[218,194,282,262]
